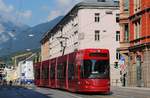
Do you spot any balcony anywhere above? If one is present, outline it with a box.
[117,41,130,53]
[120,12,129,19]
[119,12,129,24]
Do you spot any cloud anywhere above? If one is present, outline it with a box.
[0,0,32,25]
[0,24,5,32]
[57,0,71,6]
[0,0,14,13]
[56,0,82,13]
[18,10,32,20]
[41,5,50,12]
[57,0,82,6]
[0,32,9,43]
[47,10,61,21]
[0,35,9,43]
[45,0,82,22]
[0,24,13,43]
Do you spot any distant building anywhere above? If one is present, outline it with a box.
[41,0,122,86]
[117,0,129,86]
[4,67,16,82]
[128,0,150,87]
[12,51,39,84]
[0,63,6,81]
[17,59,34,84]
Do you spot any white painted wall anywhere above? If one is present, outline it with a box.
[78,8,119,63]
[23,61,34,80]
[17,60,34,84]
[48,7,121,86]
[78,8,121,86]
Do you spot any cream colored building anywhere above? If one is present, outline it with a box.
[41,0,121,86]
[117,0,129,86]
[4,68,17,82]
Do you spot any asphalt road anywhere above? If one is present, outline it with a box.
[35,86,150,98]
[0,86,150,98]
[0,86,49,98]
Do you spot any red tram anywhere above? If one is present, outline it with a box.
[34,49,110,93]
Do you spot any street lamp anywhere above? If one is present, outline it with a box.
[56,36,69,56]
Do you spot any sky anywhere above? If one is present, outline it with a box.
[0,0,82,27]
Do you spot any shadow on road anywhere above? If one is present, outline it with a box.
[0,85,53,98]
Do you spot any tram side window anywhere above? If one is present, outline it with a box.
[81,60,92,78]
[68,64,75,80]
[57,62,66,79]
[42,68,44,79]
[35,68,40,79]
[43,67,49,79]
[45,68,49,79]
[50,65,55,79]
[63,62,66,78]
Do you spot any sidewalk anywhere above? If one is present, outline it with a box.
[113,86,150,91]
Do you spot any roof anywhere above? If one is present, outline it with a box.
[41,0,119,44]
[77,0,119,7]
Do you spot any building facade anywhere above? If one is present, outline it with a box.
[17,60,34,84]
[0,63,6,81]
[117,0,129,86]
[41,0,122,86]
[128,0,150,87]
[41,38,49,61]
[4,67,16,82]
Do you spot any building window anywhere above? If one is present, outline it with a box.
[106,11,113,14]
[124,24,129,42]
[134,0,141,13]
[116,51,121,60]
[95,13,100,22]
[116,31,120,41]
[116,14,119,23]
[95,30,100,41]
[136,55,142,82]
[134,19,141,39]
[123,0,129,11]
[114,62,118,69]
[74,31,78,34]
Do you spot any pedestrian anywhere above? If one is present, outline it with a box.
[9,80,13,86]
[3,79,7,86]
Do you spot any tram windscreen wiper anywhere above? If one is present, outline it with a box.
[81,60,109,79]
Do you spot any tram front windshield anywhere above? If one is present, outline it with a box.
[81,60,109,79]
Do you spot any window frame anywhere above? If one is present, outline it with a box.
[95,13,100,22]
[116,31,120,41]
[95,30,100,41]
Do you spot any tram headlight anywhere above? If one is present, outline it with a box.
[78,81,81,84]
